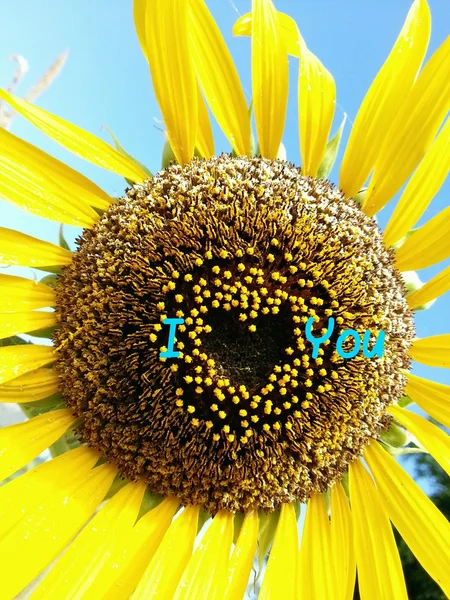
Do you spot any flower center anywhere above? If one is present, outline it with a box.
[54,155,415,514]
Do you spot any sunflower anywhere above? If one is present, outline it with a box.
[0,0,449,598]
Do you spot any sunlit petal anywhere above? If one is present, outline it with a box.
[0,310,56,340]
[339,0,431,198]
[0,274,55,311]
[174,510,234,600]
[365,441,450,596]
[133,505,199,599]
[252,0,289,159]
[189,0,250,156]
[0,89,148,183]
[0,409,74,482]
[0,449,115,599]
[0,344,55,385]
[389,405,450,475]
[409,334,450,368]
[395,207,450,271]
[404,371,450,427]
[349,459,407,600]
[363,34,450,216]
[0,368,59,404]
[143,0,197,164]
[0,227,72,269]
[259,503,297,600]
[384,117,450,246]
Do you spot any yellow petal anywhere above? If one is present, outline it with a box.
[0,344,55,385]
[137,0,211,163]
[196,87,215,159]
[189,0,250,156]
[252,0,289,159]
[407,265,450,309]
[174,509,234,600]
[224,511,259,600]
[259,503,297,600]
[0,274,55,311]
[363,34,450,216]
[0,408,74,482]
[0,89,148,183]
[0,127,111,215]
[299,46,336,177]
[134,0,149,62]
[0,451,116,600]
[0,227,72,269]
[233,13,253,39]
[234,10,335,173]
[233,12,305,58]
[365,441,450,597]
[136,0,212,163]
[330,483,356,600]
[268,14,336,178]
[0,446,98,538]
[30,481,146,600]
[133,505,199,599]
[395,207,450,271]
[339,0,431,199]
[0,367,59,404]
[388,405,450,476]
[298,494,336,600]
[349,459,408,600]
[0,310,56,340]
[409,334,450,368]
[404,371,450,428]
[88,496,178,600]
[143,0,197,165]
[384,117,450,246]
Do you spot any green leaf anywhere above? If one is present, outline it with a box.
[392,228,417,250]
[48,427,81,458]
[381,443,428,457]
[19,393,65,420]
[257,508,280,569]
[58,224,71,251]
[104,474,129,501]
[340,472,350,496]
[35,265,63,275]
[398,395,413,408]
[137,489,164,520]
[232,99,256,158]
[0,335,30,348]
[162,139,177,169]
[353,187,367,207]
[28,325,57,339]
[104,126,152,185]
[293,500,301,521]
[317,113,347,180]
[380,421,411,448]
[233,511,245,543]
[39,274,59,288]
[197,507,211,533]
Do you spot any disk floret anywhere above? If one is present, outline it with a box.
[54,155,414,513]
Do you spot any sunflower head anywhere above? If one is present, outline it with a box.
[54,154,414,513]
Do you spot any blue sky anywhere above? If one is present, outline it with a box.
[1,0,449,397]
